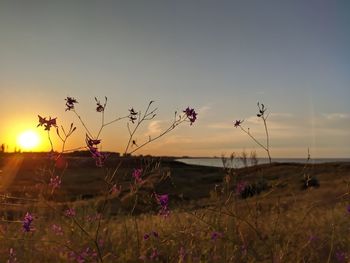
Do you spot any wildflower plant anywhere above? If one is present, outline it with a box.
[10,95,197,262]
[234,102,272,163]
[4,95,349,263]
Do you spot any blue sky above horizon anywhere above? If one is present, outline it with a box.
[0,0,349,157]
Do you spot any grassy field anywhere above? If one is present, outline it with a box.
[1,154,350,262]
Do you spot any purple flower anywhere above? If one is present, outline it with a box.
[22,212,33,232]
[335,251,346,263]
[86,213,102,222]
[211,231,223,241]
[65,97,78,111]
[309,234,318,243]
[68,247,98,263]
[110,184,121,195]
[64,208,76,217]
[233,119,244,128]
[132,168,143,183]
[144,231,159,241]
[183,107,197,125]
[156,194,169,207]
[236,181,248,195]
[86,135,101,148]
[178,246,186,261]
[49,176,61,191]
[241,245,247,256]
[150,248,159,260]
[347,204,350,213]
[85,134,108,167]
[37,115,58,131]
[51,224,64,236]
[155,193,170,217]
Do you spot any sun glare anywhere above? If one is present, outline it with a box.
[18,130,40,151]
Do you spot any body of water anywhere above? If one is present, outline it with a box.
[176,158,350,169]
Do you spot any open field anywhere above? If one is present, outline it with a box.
[1,154,350,262]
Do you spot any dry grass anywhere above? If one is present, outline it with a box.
[1,155,350,262]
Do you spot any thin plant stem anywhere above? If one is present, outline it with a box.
[73,110,93,138]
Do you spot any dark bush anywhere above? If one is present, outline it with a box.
[301,177,320,190]
[240,178,270,199]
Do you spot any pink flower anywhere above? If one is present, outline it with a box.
[64,208,76,217]
[22,212,33,232]
[236,181,248,195]
[155,193,170,217]
[51,224,64,236]
[85,134,108,167]
[150,248,159,260]
[110,184,121,195]
[132,168,143,183]
[211,231,223,241]
[49,176,61,191]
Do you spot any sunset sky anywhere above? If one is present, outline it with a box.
[0,1,349,158]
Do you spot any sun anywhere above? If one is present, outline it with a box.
[18,130,40,151]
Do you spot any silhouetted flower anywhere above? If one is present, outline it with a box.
[85,134,107,167]
[86,135,101,148]
[129,108,138,123]
[22,212,33,232]
[132,168,143,183]
[65,97,78,111]
[183,107,197,125]
[234,119,243,128]
[95,97,107,112]
[257,102,267,117]
[37,115,57,131]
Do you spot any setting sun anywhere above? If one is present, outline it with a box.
[17,130,40,151]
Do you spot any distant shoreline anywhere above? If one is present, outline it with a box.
[176,157,350,168]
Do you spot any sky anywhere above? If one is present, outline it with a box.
[0,0,349,158]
